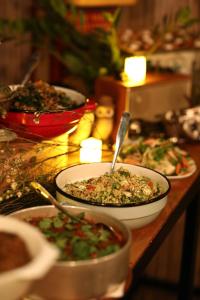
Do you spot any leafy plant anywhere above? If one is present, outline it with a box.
[0,0,124,94]
[149,6,200,54]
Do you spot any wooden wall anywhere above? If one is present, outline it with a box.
[0,0,32,85]
[0,0,50,85]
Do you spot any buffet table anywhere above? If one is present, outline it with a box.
[0,139,199,300]
[126,143,200,300]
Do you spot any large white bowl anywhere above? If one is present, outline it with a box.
[0,215,58,300]
[55,162,171,229]
[11,205,131,300]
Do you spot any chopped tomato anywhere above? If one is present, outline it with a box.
[147,181,153,189]
[91,253,97,258]
[175,163,181,175]
[86,184,96,191]
[75,230,85,238]
[181,156,189,168]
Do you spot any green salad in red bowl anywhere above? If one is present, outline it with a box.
[0,81,96,139]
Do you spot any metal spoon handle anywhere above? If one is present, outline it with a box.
[21,52,40,85]
[111,112,131,172]
[0,52,40,104]
[30,181,80,221]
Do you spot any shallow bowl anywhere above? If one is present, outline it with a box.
[11,205,132,300]
[55,162,171,229]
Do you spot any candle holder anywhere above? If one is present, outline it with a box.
[123,56,147,86]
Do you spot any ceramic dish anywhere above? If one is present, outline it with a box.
[0,215,58,300]
[0,85,96,139]
[167,159,196,179]
[11,205,131,300]
[119,137,197,179]
[55,162,171,229]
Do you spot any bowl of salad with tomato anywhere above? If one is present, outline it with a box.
[11,205,131,300]
[55,162,171,229]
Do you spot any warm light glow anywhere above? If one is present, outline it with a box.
[124,56,146,85]
[80,137,102,163]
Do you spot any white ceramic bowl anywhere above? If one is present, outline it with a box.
[0,215,58,300]
[55,162,171,229]
[11,205,132,300]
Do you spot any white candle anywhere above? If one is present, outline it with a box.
[124,56,146,85]
[80,137,102,163]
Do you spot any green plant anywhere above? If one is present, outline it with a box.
[0,0,124,94]
[149,6,200,54]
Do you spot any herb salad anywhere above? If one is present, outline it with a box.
[64,167,162,206]
[27,212,124,261]
[120,138,195,177]
[9,80,80,112]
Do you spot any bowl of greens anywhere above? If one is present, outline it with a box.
[0,81,96,139]
[11,205,131,300]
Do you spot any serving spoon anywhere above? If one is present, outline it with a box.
[30,181,122,240]
[0,52,40,104]
[111,112,131,173]
[30,181,81,222]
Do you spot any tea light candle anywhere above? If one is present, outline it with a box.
[124,56,146,85]
[80,137,102,163]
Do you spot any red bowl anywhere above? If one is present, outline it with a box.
[0,86,96,140]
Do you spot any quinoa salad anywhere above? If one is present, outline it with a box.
[64,167,163,206]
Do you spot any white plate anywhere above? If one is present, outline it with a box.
[120,139,197,180]
[167,159,197,179]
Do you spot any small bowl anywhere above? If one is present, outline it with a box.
[0,86,96,139]
[11,205,132,300]
[55,162,171,229]
[0,215,58,300]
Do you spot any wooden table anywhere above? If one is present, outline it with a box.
[124,143,200,300]
[0,139,199,300]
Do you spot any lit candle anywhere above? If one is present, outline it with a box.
[124,56,146,85]
[80,137,102,163]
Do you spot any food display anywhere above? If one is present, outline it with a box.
[0,215,58,300]
[0,81,95,139]
[64,167,162,206]
[56,163,170,228]
[0,232,31,273]
[119,138,196,178]
[9,80,81,112]
[11,206,131,300]
[27,212,124,261]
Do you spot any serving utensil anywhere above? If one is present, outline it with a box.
[30,181,121,239]
[0,52,40,104]
[111,112,131,173]
[30,181,81,222]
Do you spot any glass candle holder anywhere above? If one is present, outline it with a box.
[124,56,147,85]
